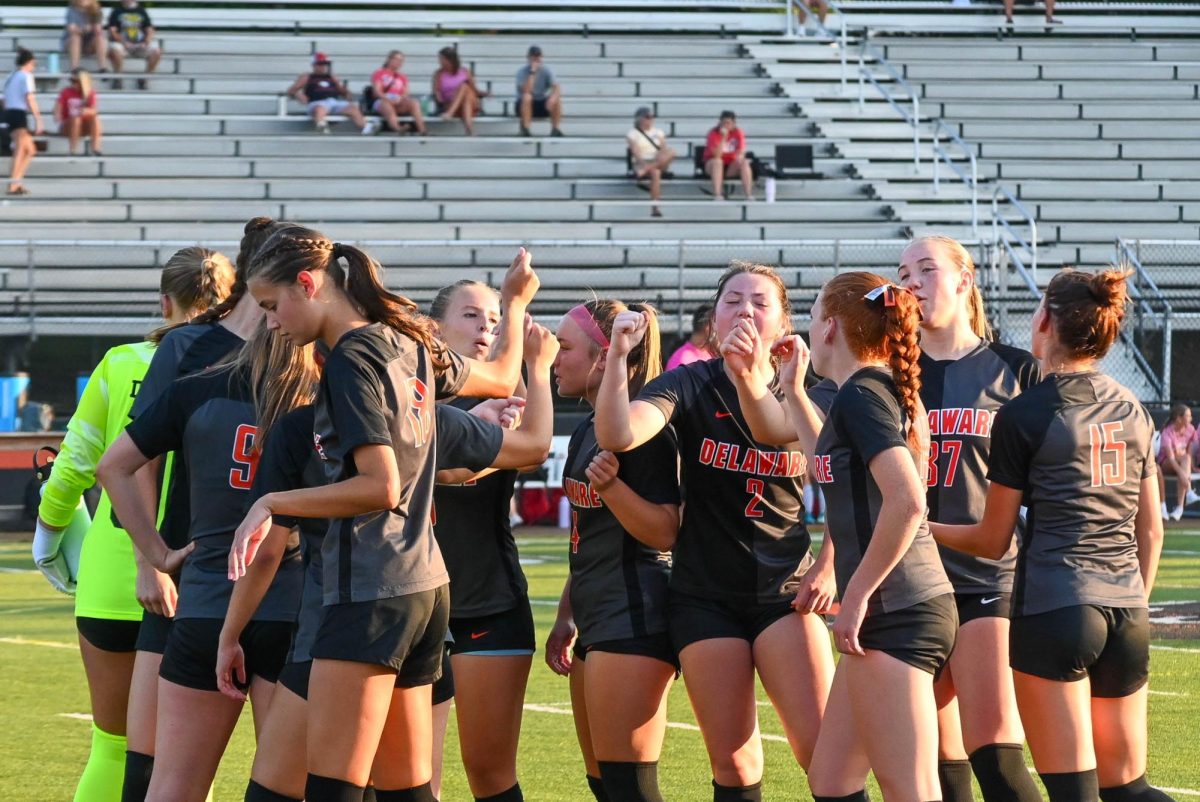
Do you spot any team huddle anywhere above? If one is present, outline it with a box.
[31,222,1172,802]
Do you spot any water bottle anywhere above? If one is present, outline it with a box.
[765,176,777,203]
[558,494,571,530]
[47,51,60,74]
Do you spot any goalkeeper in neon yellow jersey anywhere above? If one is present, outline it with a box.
[35,248,234,802]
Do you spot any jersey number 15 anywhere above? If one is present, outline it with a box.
[1088,421,1127,488]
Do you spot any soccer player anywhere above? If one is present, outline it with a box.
[594,262,835,802]
[897,236,1043,802]
[733,273,956,801]
[231,227,538,802]
[428,280,536,802]
[545,300,680,802]
[117,217,282,801]
[98,323,316,802]
[931,268,1174,802]
[32,247,233,802]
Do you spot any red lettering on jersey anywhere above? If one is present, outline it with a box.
[956,409,975,436]
[405,376,432,448]
[570,510,580,553]
[758,451,777,474]
[1089,421,1128,487]
[696,437,803,479]
[229,423,259,490]
[313,432,327,461]
[563,476,603,509]
[699,437,717,465]
[939,408,962,435]
[740,448,759,473]
[715,442,730,470]
[812,454,833,484]
[974,410,992,437]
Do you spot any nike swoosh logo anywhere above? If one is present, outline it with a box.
[470,631,490,640]
[980,597,1002,605]
[715,411,733,419]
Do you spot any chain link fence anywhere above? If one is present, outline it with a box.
[1118,240,1200,312]
[0,238,955,340]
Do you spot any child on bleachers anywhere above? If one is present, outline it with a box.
[54,68,103,155]
[1157,403,1198,520]
[371,50,426,136]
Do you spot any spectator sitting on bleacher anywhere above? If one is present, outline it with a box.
[516,45,563,138]
[793,0,830,32]
[1004,0,1061,25]
[626,106,675,218]
[666,304,716,369]
[106,0,161,91]
[4,49,44,196]
[62,0,109,73]
[703,110,753,201]
[286,52,369,135]
[1158,403,1200,521]
[371,50,426,136]
[54,68,102,155]
[432,46,487,136]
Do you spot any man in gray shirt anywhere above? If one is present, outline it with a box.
[515,45,563,137]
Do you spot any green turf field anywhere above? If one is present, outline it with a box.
[2,530,1199,801]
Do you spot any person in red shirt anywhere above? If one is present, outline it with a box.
[54,67,102,156]
[371,50,426,135]
[703,110,754,201]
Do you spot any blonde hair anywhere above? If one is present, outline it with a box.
[73,69,92,99]
[148,247,236,344]
[905,235,990,340]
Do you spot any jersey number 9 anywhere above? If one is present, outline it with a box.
[229,423,259,490]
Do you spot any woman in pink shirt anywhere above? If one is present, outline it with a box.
[665,304,716,370]
[1157,403,1198,520]
[371,50,426,135]
[54,68,102,155]
[432,47,487,136]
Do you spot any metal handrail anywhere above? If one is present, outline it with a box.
[932,119,978,236]
[991,184,1038,279]
[1117,237,1173,400]
[857,38,920,171]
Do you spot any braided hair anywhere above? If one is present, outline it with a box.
[820,271,927,461]
[248,225,449,370]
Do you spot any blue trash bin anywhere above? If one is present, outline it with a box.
[76,373,90,404]
[0,373,31,433]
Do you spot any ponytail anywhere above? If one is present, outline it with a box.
[148,246,236,344]
[626,302,662,396]
[248,226,449,372]
[880,291,927,462]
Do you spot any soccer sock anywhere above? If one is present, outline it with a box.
[813,791,870,802]
[72,724,127,802]
[713,779,763,802]
[939,758,975,802]
[1100,775,1178,802]
[1040,770,1100,802]
[363,789,378,802]
[374,784,436,802]
[121,751,154,802]
[476,783,524,802]
[306,774,366,802]
[245,779,303,802]
[599,761,665,802]
[587,775,611,802]
[970,743,1041,802]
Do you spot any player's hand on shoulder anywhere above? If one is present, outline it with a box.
[609,310,649,360]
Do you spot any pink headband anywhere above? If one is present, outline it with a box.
[565,305,610,349]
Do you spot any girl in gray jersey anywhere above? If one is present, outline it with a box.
[545,300,680,802]
[898,236,1043,802]
[734,272,955,802]
[931,268,1173,802]
[234,226,539,802]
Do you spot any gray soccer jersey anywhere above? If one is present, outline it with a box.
[813,367,953,615]
[126,367,302,621]
[920,341,1041,594]
[564,416,678,645]
[314,324,470,605]
[987,371,1155,616]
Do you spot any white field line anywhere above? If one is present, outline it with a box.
[523,703,790,743]
[57,713,92,722]
[1149,690,1189,697]
[0,605,51,615]
[1151,644,1200,654]
[1162,550,1200,556]
[0,636,77,650]
[1151,600,1200,607]
[1163,790,1200,798]
[0,567,38,574]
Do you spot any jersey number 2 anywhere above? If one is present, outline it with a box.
[229,423,259,490]
[1089,421,1127,487]
[745,478,765,518]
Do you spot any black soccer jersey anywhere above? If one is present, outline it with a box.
[806,377,839,417]
[126,368,302,621]
[255,403,502,664]
[987,371,1155,617]
[433,397,526,619]
[130,323,245,550]
[564,415,678,645]
[638,359,813,604]
[314,323,470,605]
[814,367,953,615]
[920,341,1041,595]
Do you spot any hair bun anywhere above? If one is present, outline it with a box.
[1090,268,1130,309]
